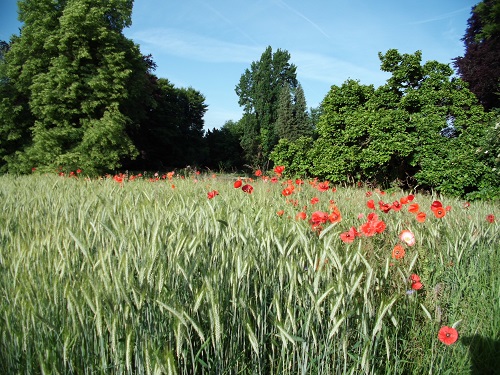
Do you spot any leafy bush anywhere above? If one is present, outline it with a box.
[278,50,495,197]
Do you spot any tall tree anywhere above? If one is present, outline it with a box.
[453,0,500,110]
[0,39,35,171]
[235,46,298,163]
[0,0,151,174]
[292,84,311,138]
[275,85,294,140]
[276,84,312,141]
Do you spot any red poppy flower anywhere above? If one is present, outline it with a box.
[295,179,304,185]
[207,190,219,199]
[276,210,284,216]
[234,179,242,188]
[378,201,392,213]
[271,177,278,183]
[367,199,375,210]
[310,197,319,205]
[416,212,426,223]
[367,212,379,221]
[360,221,376,237]
[445,205,451,212]
[310,211,329,227]
[400,196,409,205]
[365,191,373,197]
[340,227,359,243]
[328,210,342,224]
[407,194,415,201]
[274,165,285,176]
[431,200,443,210]
[282,187,293,196]
[114,175,124,183]
[411,281,423,290]
[296,211,307,220]
[408,203,420,214]
[486,214,495,223]
[438,326,459,345]
[433,207,446,219]
[255,169,262,177]
[409,274,420,283]
[242,184,254,194]
[391,201,402,211]
[392,245,405,260]
[374,220,386,234]
[317,181,330,192]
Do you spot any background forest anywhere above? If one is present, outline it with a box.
[0,0,499,199]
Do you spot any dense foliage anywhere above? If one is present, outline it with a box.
[127,78,208,170]
[0,0,147,174]
[0,0,208,175]
[235,46,300,164]
[454,0,500,110]
[271,49,498,199]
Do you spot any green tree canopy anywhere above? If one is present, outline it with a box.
[276,84,312,142]
[125,77,208,170]
[0,0,151,174]
[235,46,298,164]
[453,0,500,110]
[272,49,495,197]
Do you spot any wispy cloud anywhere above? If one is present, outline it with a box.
[291,51,388,86]
[130,27,389,87]
[274,0,330,39]
[129,28,262,63]
[197,0,260,46]
[409,7,471,25]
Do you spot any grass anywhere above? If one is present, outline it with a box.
[0,172,498,374]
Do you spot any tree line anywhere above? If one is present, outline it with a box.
[0,0,499,199]
[0,0,207,174]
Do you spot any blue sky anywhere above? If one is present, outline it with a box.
[1,0,478,130]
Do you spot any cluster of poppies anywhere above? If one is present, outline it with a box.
[233,179,254,194]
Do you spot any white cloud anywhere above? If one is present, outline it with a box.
[291,51,389,86]
[409,7,471,25]
[274,0,330,40]
[129,28,262,63]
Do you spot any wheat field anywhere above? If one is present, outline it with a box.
[0,172,498,374]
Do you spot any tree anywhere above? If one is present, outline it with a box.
[204,120,245,171]
[275,85,294,140]
[276,84,312,142]
[278,49,493,197]
[0,0,151,174]
[293,84,311,138]
[453,0,500,110]
[125,78,208,170]
[235,46,298,163]
[0,39,36,171]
